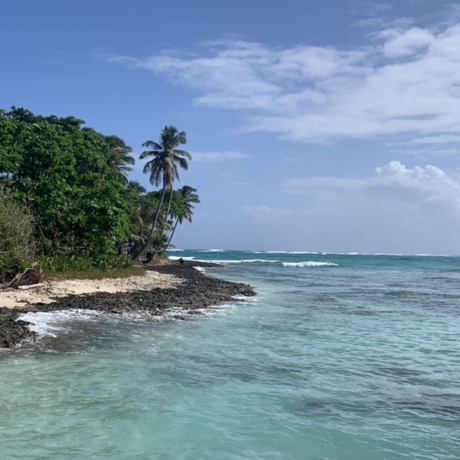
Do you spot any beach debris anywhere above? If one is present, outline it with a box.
[8,262,45,289]
[17,283,46,290]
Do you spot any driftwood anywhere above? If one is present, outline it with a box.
[17,283,46,290]
[8,262,45,289]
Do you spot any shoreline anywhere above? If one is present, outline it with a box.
[0,261,256,348]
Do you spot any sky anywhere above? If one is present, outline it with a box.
[2,0,460,254]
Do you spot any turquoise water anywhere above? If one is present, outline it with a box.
[1,251,460,459]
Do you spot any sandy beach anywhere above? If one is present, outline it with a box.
[0,261,256,348]
[0,269,180,309]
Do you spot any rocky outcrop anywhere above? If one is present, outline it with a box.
[0,261,256,348]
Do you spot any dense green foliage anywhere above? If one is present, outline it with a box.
[128,189,188,256]
[0,192,35,280]
[38,252,133,273]
[0,107,132,253]
[0,108,200,278]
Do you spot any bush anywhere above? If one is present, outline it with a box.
[0,193,35,281]
[37,252,133,274]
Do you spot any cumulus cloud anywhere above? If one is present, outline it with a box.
[108,19,460,146]
[285,160,460,206]
[240,162,460,253]
[191,150,249,162]
[380,27,435,57]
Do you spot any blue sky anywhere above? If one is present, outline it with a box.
[2,0,460,254]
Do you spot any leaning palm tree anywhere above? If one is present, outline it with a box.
[168,186,200,246]
[134,125,191,259]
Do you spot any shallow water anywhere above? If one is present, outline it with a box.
[1,251,460,459]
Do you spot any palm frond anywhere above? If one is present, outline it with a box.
[142,140,162,150]
[172,149,192,160]
[176,156,189,171]
[140,149,161,160]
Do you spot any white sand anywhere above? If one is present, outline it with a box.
[0,271,180,309]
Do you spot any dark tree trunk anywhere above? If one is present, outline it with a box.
[134,185,167,260]
[164,184,173,227]
[167,218,180,246]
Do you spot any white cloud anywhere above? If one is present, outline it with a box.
[381,27,435,57]
[394,134,460,145]
[108,19,460,145]
[239,162,460,253]
[388,148,459,156]
[191,150,249,162]
[285,160,460,203]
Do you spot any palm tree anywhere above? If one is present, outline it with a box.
[126,180,147,195]
[135,125,191,259]
[104,135,135,183]
[168,186,200,246]
[82,128,135,183]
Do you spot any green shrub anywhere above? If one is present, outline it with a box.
[0,193,35,281]
[37,252,133,274]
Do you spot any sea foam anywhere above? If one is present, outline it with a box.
[18,310,103,338]
[283,261,338,267]
[202,259,280,264]
[169,256,279,264]
[169,256,196,260]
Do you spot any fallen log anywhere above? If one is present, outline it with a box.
[8,262,45,289]
[17,283,46,290]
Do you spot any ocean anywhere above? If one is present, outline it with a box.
[1,250,460,459]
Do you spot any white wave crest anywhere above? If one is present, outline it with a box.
[18,310,104,338]
[283,261,338,267]
[169,256,195,260]
[17,309,166,341]
[169,256,279,264]
[196,259,280,264]
[167,248,184,252]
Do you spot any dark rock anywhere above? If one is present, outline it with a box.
[0,260,256,348]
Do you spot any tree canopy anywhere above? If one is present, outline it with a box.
[0,108,200,270]
[0,107,132,253]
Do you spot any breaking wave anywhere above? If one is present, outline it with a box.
[204,259,280,264]
[283,261,338,267]
[169,256,196,261]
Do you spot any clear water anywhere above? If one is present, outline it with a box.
[1,251,460,459]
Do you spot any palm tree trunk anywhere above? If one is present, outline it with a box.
[164,184,174,224]
[134,185,167,260]
[167,218,179,246]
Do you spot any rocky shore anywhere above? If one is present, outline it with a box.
[0,261,256,348]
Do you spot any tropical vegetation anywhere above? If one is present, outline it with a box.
[0,107,199,281]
